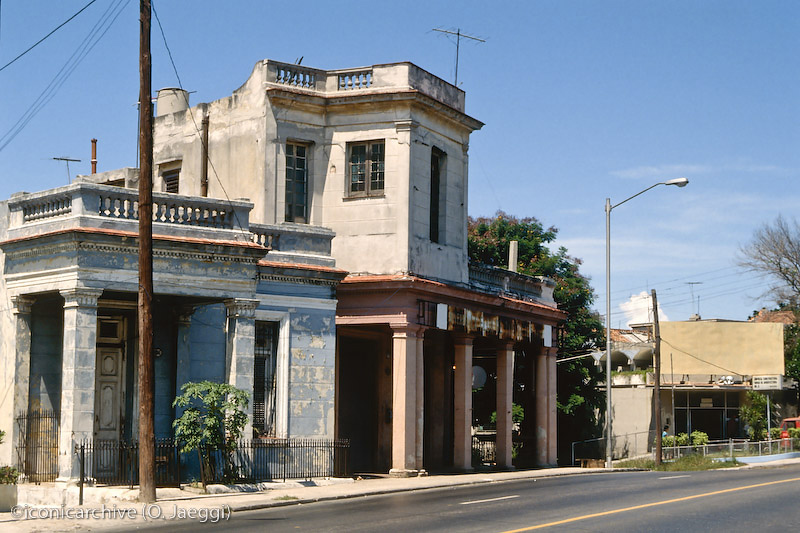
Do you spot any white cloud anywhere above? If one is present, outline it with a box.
[619,291,669,327]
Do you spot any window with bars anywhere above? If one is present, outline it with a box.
[347,140,384,197]
[285,143,308,223]
[253,321,279,438]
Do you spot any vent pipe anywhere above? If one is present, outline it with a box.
[156,88,189,117]
[509,240,519,273]
[201,114,209,197]
[91,138,97,174]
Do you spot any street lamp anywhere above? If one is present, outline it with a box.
[604,177,688,468]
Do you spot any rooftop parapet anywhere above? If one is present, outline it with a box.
[263,60,466,112]
[468,262,557,307]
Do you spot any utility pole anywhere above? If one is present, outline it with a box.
[651,289,662,466]
[137,0,155,503]
[52,157,81,183]
[432,28,485,86]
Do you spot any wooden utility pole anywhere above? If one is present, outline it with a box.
[651,289,662,466]
[137,0,155,503]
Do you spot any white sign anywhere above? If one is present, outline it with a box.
[752,375,783,390]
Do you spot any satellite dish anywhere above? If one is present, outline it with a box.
[472,366,487,389]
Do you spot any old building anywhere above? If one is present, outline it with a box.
[153,59,565,474]
[0,174,345,481]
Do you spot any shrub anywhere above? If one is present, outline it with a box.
[0,466,19,485]
[690,431,709,446]
[789,427,800,439]
[663,435,677,447]
[675,432,690,446]
[770,427,782,440]
[173,381,250,486]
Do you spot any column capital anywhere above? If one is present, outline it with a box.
[390,323,424,339]
[452,333,474,346]
[224,298,259,319]
[11,295,35,315]
[59,288,103,309]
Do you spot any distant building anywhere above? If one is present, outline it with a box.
[605,319,791,458]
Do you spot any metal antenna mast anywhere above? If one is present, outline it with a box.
[52,156,81,183]
[432,28,485,86]
[685,282,703,316]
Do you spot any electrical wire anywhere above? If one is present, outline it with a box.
[0,0,129,154]
[0,0,100,74]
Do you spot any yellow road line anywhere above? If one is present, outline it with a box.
[500,476,800,532]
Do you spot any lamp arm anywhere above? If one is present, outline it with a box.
[610,182,661,211]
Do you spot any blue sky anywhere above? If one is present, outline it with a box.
[1,0,798,325]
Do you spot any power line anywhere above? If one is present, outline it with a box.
[0,0,100,73]
[0,0,129,154]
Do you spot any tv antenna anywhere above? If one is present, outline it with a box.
[685,282,703,316]
[432,28,485,86]
[53,156,81,184]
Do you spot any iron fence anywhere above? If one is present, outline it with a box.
[663,438,800,461]
[15,410,59,482]
[74,437,350,487]
[472,435,496,466]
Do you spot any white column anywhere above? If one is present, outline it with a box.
[58,287,103,480]
[10,295,35,455]
[225,299,258,438]
[496,343,514,469]
[390,325,420,476]
[453,335,473,471]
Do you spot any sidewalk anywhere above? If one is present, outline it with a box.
[0,465,606,531]
[3,457,799,532]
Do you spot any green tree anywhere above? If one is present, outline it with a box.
[739,390,774,441]
[172,381,249,487]
[468,211,605,464]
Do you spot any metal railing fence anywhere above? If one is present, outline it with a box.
[74,437,350,488]
[15,410,59,482]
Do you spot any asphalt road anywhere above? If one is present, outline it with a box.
[113,465,800,532]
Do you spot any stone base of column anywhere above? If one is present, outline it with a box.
[389,468,420,478]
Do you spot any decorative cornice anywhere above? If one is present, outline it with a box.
[5,239,260,265]
[60,288,104,309]
[258,272,339,287]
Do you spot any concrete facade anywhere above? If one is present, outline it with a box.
[0,181,345,480]
[607,319,789,458]
[151,59,566,473]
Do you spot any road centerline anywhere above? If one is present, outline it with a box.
[499,476,800,532]
[461,495,520,505]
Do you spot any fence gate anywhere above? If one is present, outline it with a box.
[15,410,59,482]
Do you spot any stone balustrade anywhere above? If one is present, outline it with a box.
[6,183,334,266]
[264,60,465,112]
[468,263,556,306]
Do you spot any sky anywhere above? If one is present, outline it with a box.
[1,0,798,326]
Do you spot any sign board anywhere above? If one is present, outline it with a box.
[752,375,783,391]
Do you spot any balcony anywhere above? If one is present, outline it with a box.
[5,180,334,267]
[263,60,466,112]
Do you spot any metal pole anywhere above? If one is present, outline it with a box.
[79,443,84,506]
[605,198,612,468]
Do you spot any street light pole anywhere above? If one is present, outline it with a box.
[604,177,688,469]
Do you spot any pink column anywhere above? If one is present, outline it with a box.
[415,330,425,472]
[535,350,549,466]
[453,335,474,470]
[547,348,558,465]
[390,325,420,476]
[496,343,515,469]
